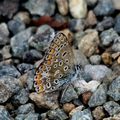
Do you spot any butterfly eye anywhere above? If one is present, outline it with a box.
[54,79,59,84]
[53,64,57,68]
[46,82,51,88]
[46,78,50,81]
[62,51,67,57]
[59,61,63,66]
[64,66,69,71]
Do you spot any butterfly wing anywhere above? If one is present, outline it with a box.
[34,29,74,93]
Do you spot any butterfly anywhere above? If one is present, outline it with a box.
[34,29,78,93]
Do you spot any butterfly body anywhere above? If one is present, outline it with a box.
[34,29,76,93]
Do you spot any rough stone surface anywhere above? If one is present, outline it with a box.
[103,101,120,116]
[94,0,115,16]
[60,84,78,103]
[107,76,120,101]
[0,64,21,78]
[88,83,107,107]
[69,0,87,18]
[10,27,36,58]
[23,0,55,16]
[84,65,112,81]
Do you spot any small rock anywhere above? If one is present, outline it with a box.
[89,55,101,65]
[112,0,120,10]
[100,28,118,46]
[19,70,34,90]
[1,45,12,59]
[96,17,114,31]
[112,43,120,52]
[56,0,68,15]
[23,0,55,16]
[0,105,13,120]
[29,92,59,109]
[0,0,19,19]
[47,108,68,120]
[73,80,100,95]
[82,91,92,104]
[107,76,120,101]
[114,14,120,33]
[88,83,107,107]
[17,63,34,74]
[12,88,29,104]
[73,99,83,106]
[78,29,100,57]
[103,101,120,116]
[86,0,98,6]
[117,56,120,64]
[17,103,35,114]
[84,64,112,81]
[112,52,120,59]
[101,52,112,65]
[29,25,55,52]
[23,49,43,63]
[70,108,93,120]
[72,48,89,67]
[0,76,21,103]
[60,84,78,103]
[85,10,97,27]
[92,106,105,120]
[0,64,21,78]
[63,103,75,113]
[69,19,85,32]
[0,82,11,103]
[69,0,87,18]
[0,23,10,45]
[15,113,39,120]
[0,23,9,36]
[8,19,25,35]
[11,27,36,58]
[14,11,31,25]
[94,0,115,16]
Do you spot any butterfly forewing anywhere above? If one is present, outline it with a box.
[34,30,74,93]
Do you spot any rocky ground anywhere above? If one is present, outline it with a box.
[0,0,120,120]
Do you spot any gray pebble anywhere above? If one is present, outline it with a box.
[23,0,55,16]
[0,105,13,120]
[100,28,119,46]
[88,83,107,107]
[103,101,120,116]
[10,27,36,58]
[8,19,25,35]
[84,64,112,81]
[107,76,120,101]
[89,55,101,64]
[94,0,115,16]
[0,64,21,78]
[71,109,93,120]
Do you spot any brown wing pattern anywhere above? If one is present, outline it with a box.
[34,29,74,93]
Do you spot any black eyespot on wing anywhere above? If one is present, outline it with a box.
[65,59,69,63]
[54,79,59,84]
[53,64,57,68]
[64,66,69,71]
[62,51,67,57]
[59,74,63,78]
[59,61,63,66]
[46,82,51,88]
